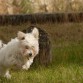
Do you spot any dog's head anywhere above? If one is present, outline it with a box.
[17,28,39,59]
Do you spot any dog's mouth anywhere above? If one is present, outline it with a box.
[26,55,32,60]
[23,52,33,59]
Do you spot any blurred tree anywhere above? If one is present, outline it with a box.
[0,0,83,14]
[20,0,33,14]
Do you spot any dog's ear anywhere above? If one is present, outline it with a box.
[32,28,39,40]
[17,31,25,40]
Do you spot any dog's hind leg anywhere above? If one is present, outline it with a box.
[4,70,11,79]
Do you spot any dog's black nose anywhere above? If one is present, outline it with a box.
[29,53,32,57]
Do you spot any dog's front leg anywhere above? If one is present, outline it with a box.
[22,57,34,70]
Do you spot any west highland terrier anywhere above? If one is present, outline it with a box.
[0,28,39,79]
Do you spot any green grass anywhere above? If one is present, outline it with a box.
[0,23,83,83]
[52,42,83,65]
[0,64,83,83]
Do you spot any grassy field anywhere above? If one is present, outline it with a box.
[0,23,83,83]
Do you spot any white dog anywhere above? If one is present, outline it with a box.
[0,28,39,79]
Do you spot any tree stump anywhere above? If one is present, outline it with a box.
[22,26,52,66]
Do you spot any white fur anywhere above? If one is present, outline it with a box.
[4,70,11,79]
[22,57,34,70]
[0,28,39,78]
[0,28,39,73]
[0,38,25,79]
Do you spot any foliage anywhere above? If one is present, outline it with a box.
[20,0,33,14]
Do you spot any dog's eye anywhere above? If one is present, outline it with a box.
[25,46,29,49]
[21,37,25,40]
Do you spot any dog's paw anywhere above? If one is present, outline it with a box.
[4,74,11,79]
[4,71,11,79]
[22,65,30,70]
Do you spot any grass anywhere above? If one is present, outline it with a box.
[0,64,83,83]
[52,42,83,65]
[0,23,83,83]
